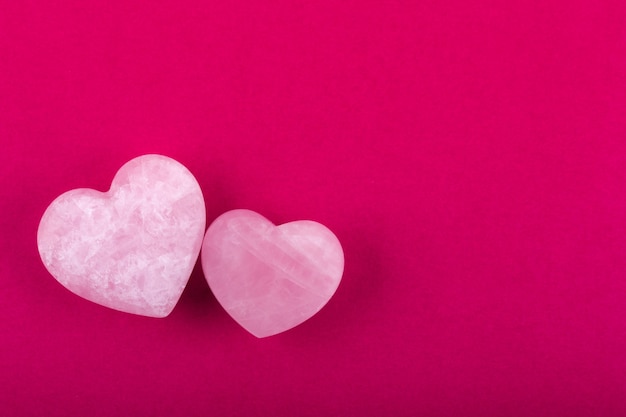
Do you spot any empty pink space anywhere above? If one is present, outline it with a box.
[1,1,625,416]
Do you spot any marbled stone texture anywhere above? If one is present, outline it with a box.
[37,154,206,317]
[201,209,344,337]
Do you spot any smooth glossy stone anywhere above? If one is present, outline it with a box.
[201,209,344,337]
[37,154,206,317]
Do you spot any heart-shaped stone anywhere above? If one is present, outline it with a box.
[201,209,344,337]
[37,154,206,317]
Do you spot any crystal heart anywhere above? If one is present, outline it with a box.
[37,154,206,317]
[201,209,344,337]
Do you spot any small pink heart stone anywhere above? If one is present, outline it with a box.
[37,154,206,317]
[201,209,344,337]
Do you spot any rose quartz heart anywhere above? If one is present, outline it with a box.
[201,209,344,337]
[37,154,206,318]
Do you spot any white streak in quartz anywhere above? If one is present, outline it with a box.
[37,155,206,317]
[201,209,344,337]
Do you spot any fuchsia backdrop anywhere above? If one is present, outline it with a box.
[1,1,626,416]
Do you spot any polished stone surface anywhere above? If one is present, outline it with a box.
[201,209,344,337]
[37,154,206,317]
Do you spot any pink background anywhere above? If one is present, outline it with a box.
[1,1,626,415]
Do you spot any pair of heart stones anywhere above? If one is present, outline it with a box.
[37,154,344,338]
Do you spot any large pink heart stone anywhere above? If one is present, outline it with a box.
[201,209,344,337]
[37,154,206,318]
